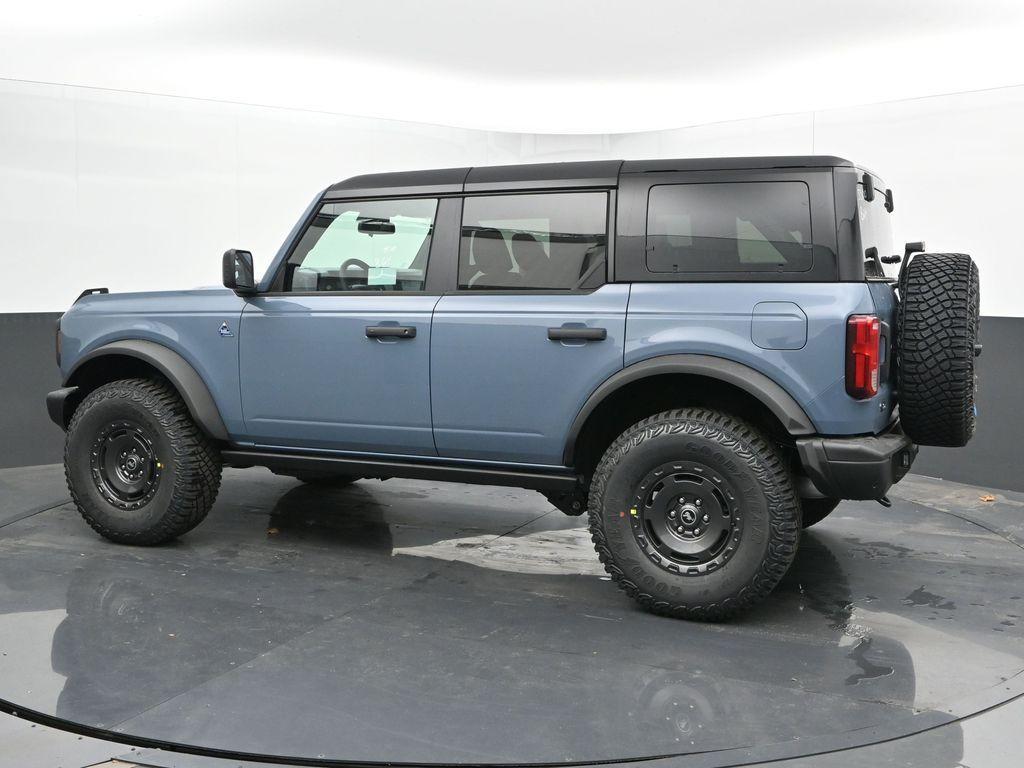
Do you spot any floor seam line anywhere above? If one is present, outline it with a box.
[470,508,556,550]
[0,497,70,531]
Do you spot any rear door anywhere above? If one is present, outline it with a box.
[430,191,627,465]
[239,197,442,455]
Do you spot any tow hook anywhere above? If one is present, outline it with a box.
[877,495,893,508]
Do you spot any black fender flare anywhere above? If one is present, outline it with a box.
[66,339,229,441]
[562,354,816,466]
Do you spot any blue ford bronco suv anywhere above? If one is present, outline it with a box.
[47,157,980,620]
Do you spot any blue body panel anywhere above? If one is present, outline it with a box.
[58,280,893,462]
[238,294,439,455]
[430,285,629,464]
[624,283,894,436]
[58,289,249,437]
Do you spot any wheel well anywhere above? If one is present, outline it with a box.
[64,355,172,425]
[570,373,797,478]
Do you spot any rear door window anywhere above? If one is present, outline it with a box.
[458,192,608,290]
[646,182,812,274]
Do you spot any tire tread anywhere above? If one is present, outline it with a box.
[897,252,979,447]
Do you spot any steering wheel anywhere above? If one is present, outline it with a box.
[338,258,370,291]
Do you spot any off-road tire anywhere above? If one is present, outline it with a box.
[65,378,222,545]
[801,497,840,529]
[897,252,980,447]
[295,473,359,488]
[588,408,800,621]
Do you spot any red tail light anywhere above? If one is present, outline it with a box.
[846,315,881,399]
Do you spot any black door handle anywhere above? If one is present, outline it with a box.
[547,327,607,341]
[366,325,416,339]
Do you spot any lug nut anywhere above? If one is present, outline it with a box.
[668,509,677,518]
[676,526,685,534]
[702,514,709,523]
[695,499,702,506]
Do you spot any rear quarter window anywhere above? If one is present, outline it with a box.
[646,181,813,274]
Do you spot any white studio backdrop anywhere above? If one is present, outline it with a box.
[1,77,1022,317]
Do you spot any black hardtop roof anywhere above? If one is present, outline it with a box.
[324,156,855,198]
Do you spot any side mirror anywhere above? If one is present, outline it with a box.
[223,249,256,294]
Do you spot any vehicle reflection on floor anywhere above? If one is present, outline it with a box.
[2,466,1018,764]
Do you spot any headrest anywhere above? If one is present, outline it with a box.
[472,228,512,272]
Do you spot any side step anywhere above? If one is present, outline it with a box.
[220,449,579,492]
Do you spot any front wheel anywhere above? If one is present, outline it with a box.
[588,409,800,621]
[65,378,222,545]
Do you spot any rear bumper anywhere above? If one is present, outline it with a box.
[796,422,917,500]
[46,386,78,430]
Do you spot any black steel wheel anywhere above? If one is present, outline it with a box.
[628,461,742,575]
[89,419,162,510]
[65,378,221,545]
[588,408,800,621]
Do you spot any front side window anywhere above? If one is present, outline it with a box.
[459,192,608,290]
[283,198,437,292]
[646,182,812,274]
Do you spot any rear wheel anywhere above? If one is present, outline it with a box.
[588,408,800,621]
[801,497,840,529]
[65,378,222,545]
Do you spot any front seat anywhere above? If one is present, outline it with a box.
[510,232,548,288]
[468,229,522,288]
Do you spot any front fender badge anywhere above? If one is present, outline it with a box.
[219,322,234,338]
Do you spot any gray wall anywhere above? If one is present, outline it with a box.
[0,313,64,468]
[1,313,1020,493]
[913,316,1022,493]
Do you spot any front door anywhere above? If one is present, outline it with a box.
[239,196,441,455]
[431,191,627,465]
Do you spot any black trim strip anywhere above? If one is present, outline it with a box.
[221,449,579,491]
[563,353,817,465]
[66,340,230,441]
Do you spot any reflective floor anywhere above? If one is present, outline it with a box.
[0,465,1022,766]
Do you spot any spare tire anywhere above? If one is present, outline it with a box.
[896,252,980,447]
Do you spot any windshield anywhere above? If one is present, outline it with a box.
[856,181,898,279]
